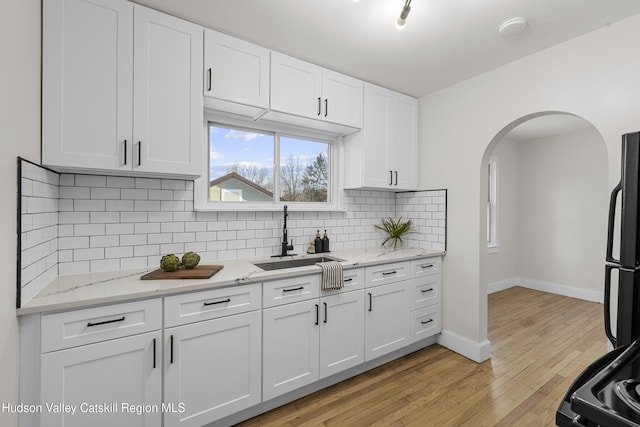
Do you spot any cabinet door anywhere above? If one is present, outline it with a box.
[321,69,363,128]
[365,282,410,361]
[320,290,365,378]
[164,310,261,427]
[41,331,161,427]
[204,29,269,109]
[263,300,320,400]
[389,93,418,190]
[270,52,322,119]
[42,0,133,172]
[133,5,203,176]
[361,84,392,188]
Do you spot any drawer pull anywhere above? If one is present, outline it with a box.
[421,319,434,325]
[421,264,434,269]
[344,278,353,283]
[86,316,125,327]
[382,271,397,276]
[204,298,231,306]
[421,288,435,293]
[283,286,304,293]
[152,338,156,369]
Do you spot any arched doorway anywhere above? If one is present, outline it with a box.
[480,111,608,330]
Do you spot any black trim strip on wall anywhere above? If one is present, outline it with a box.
[16,158,22,309]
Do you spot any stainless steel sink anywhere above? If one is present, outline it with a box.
[253,256,344,271]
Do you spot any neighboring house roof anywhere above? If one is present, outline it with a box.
[209,172,273,197]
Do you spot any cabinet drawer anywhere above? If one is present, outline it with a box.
[411,257,441,278]
[263,274,321,308]
[165,283,262,328]
[410,275,440,311]
[365,261,410,287]
[41,299,162,352]
[411,306,441,343]
[321,268,364,296]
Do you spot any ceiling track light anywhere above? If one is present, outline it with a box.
[396,0,412,30]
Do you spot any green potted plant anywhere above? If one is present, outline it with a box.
[374,217,415,250]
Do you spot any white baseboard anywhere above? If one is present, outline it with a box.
[437,329,491,363]
[487,276,603,303]
[487,277,518,294]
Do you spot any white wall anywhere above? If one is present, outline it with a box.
[516,128,608,295]
[419,12,640,357]
[1,0,41,425]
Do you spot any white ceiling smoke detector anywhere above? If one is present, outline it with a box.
[498,17,528,36]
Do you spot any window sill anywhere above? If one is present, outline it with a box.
[487,244,500,254]
[193,201,346,212]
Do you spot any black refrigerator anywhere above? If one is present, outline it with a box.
[557,132,640,426]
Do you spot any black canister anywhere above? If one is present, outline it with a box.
[322,230,330,252]
[314,230,323,253]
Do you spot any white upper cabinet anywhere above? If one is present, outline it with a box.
[269,52,363,130]
[343,83,418,191]
[42,0,203,178]
[203,29,270,116]
[42,0,134,173]
[133,5,203,177]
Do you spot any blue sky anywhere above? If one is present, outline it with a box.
[209,126,328,180]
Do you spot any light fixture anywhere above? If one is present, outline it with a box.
[498,17,528,36]
[395,0,412,30]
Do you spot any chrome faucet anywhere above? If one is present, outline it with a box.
[273,205,296,257]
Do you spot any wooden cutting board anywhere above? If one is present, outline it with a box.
[140,265,224,280]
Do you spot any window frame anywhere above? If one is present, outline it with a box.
[487,155,499,253]
[194,111,344,211]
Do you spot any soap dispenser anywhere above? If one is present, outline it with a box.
[322,230,330,253]
[314,230,323,253]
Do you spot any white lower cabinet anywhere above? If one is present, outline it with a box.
[163,309,262,427]
[262,299,320,401]
[41,330,162,427]
[319,290,365,378]
[364,281,411,361]
[27,257,442,427]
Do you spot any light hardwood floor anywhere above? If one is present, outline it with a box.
[237,287,607,426]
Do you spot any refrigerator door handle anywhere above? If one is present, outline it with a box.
[604,264,617,347]
[606,182,622,264]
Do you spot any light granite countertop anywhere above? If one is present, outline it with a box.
[17,247,444,316]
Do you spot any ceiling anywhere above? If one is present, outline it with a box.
[132,0,640,98]
[504,114,596,142]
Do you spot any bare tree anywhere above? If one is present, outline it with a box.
[301,153,328,202]
[229,163,273,190]
[280,155,304,201]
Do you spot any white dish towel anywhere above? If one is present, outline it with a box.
[317,261,343,290]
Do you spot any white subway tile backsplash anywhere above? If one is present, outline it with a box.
[20,161,446,303]
[106,176,135,188]
[74,175,106,187]
[74,248,104,261]
[135,177,162,189]
[91,187,121,200]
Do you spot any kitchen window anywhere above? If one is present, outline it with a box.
[195,113,342,211]
[487,156,499,252]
